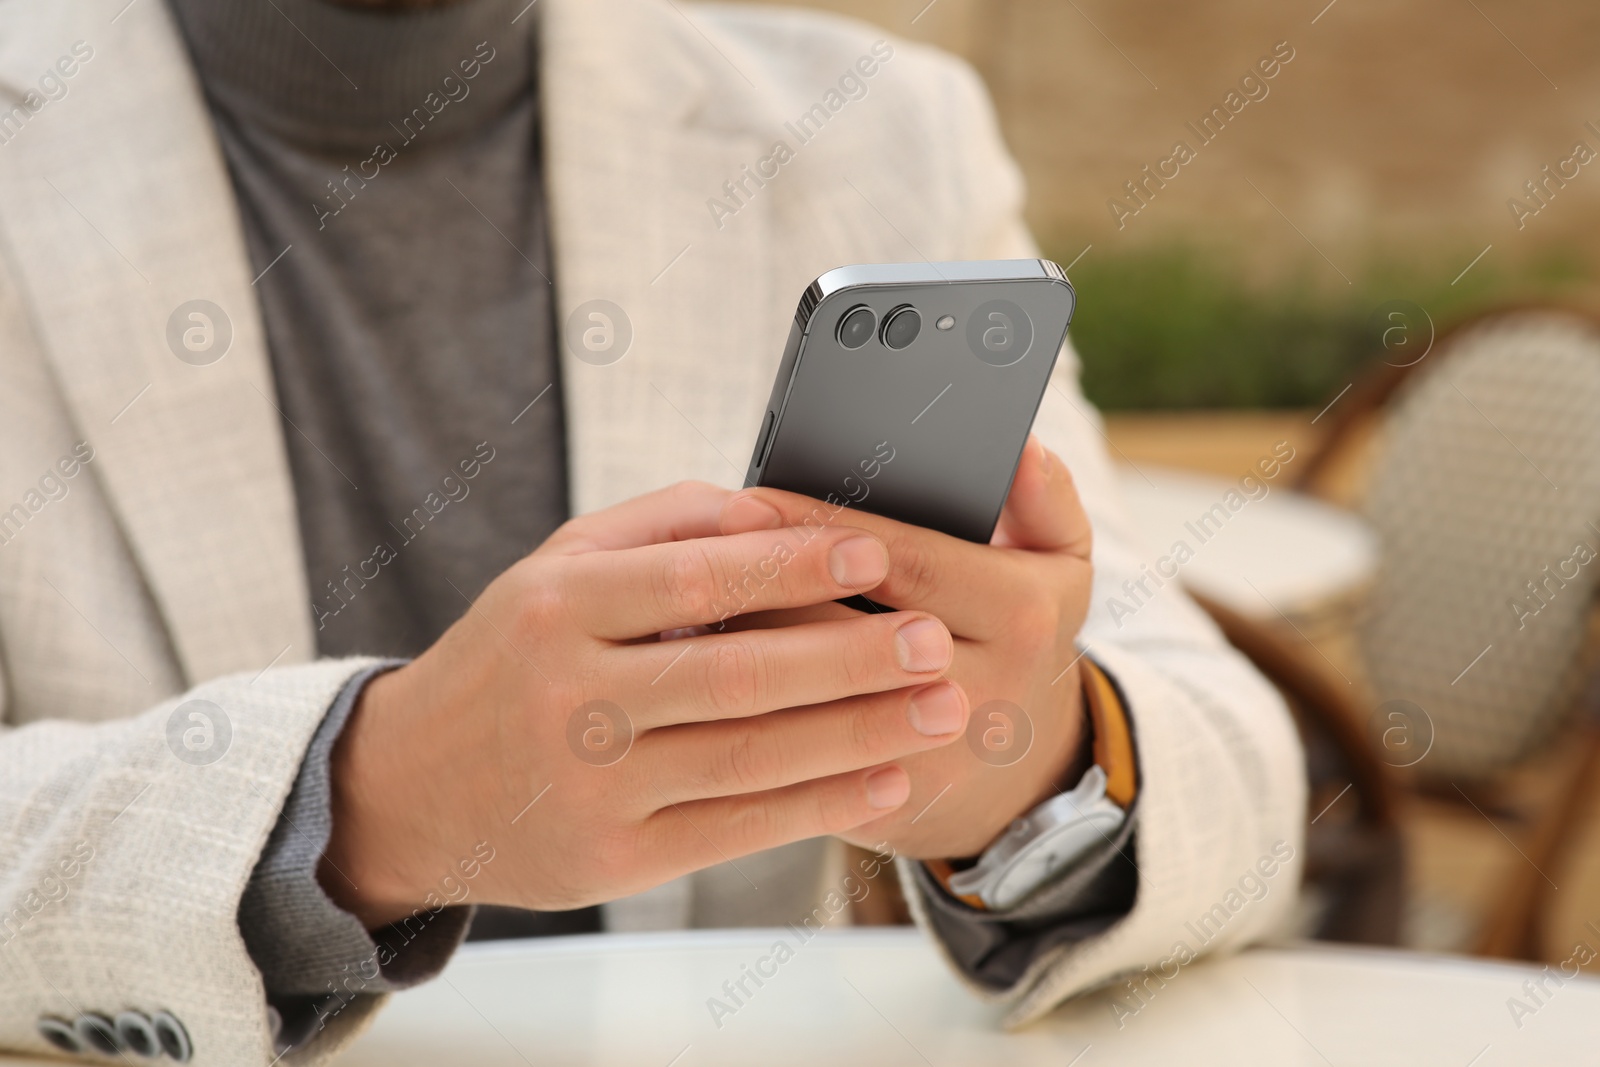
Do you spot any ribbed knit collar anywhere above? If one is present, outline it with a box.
[168,0,535,151]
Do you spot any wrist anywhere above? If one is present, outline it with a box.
[1008,657,1136,826]
[932,659,1136,910]
[1042,667,1097,801]
[927,675,1090,863]
[998,669,1092,846]
[320,666,439,929]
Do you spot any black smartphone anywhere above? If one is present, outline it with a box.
[745,260,1076,544]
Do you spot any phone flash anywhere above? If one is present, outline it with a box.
[935,314,956,331]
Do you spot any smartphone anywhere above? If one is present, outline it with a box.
[745,260,1076,544]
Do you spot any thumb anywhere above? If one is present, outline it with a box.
[992,435,1092,559]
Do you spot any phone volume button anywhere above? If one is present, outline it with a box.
[755,410,777,468]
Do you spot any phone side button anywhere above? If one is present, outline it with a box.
[755,410,777,469]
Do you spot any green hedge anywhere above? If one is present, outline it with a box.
[1051,242,1590,411]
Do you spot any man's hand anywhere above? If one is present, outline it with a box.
[320,482,972,928]
[717,436,1095,859]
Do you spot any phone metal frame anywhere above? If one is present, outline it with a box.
[745,259,1075,544]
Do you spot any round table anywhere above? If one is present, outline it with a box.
[337,928,1597,1066]
[1114,464,1377,623]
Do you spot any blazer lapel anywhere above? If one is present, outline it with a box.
[0,0,314,684]
[542,0,786,516]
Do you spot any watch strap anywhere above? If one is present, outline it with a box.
[1083,656,1137,807]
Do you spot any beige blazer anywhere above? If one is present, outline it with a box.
[0,0,1305,1062]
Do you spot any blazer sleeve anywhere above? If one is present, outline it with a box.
[0,655,393,1065]
[898,50,1309,1029]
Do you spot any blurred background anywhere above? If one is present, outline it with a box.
[752,0,1600,970]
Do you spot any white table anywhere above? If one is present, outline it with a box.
[1115,464,1377,622]
[338,928,1597,1066]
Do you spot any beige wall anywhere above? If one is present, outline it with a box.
[747,0,1600,293]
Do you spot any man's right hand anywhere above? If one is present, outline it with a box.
[319,482,969,928]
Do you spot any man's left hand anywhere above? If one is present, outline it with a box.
[717,435,1095,859]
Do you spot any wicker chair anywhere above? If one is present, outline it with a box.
[1289,307,1600,958]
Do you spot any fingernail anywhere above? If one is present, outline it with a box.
[830,536,888,589]
[724,494,783,532]
[865,767,910,810]
[907,682,965,737]
[894,617,952,672]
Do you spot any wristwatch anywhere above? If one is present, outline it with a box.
[933,657,1137,911]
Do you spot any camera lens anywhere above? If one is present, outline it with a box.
[881,305,921,350]
[836,305,877,350]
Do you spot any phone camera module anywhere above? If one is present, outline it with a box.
[881,305,921,350]
[836,305,877,350]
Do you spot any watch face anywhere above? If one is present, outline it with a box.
[989,805,1125,909]
[992,843,1068,909]
[999,846,1062,889]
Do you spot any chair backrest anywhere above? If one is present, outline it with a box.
[1358,310,1600,781]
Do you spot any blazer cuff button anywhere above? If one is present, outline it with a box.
[36,1017,82,1055]
[73,1013,120,1056]
[152,1010,193,1063]
[116,1010,162,1058]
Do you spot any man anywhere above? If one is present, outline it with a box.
[0,0,1304,1062]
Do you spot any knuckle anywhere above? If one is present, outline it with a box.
[550,658,616,725]
[810,778,865,835]
[509,566,570,640]
[547,515,587,546]
[534,516,584,556]
[718,797,779,855]
[585,824,642,889]
[843,697,883,758]
[890,539,943,605]
[543,677,587,722]
[703,639,763,717]
[655,545,721,624]
[719,727,777,794]
[839,623,889,690]
[671,478,720,502]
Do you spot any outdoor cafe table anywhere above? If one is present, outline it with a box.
[332,927,1594,1066]
[1113,463,1378,625]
